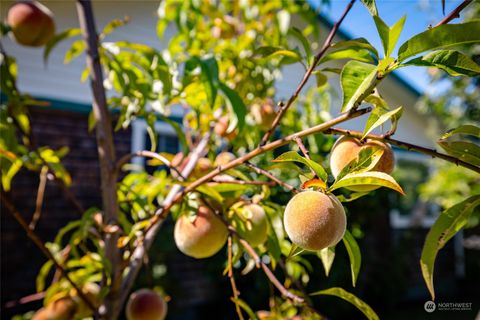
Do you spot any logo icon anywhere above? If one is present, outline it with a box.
[424,301,436,313]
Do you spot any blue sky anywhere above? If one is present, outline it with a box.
[313,0,469,94]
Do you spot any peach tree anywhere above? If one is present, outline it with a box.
[1,0,479,319]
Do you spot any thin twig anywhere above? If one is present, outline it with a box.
[244,162,299,193]
[324,127,480,174]
[0,192,98,314]
[293,136,317,177]
[209,178,276,186]
[435,0,473,27]
[227,235,245,320]
[29,165,48,230]
[5,292,46,308]
[116,150,185,180]
[260,0,356,145]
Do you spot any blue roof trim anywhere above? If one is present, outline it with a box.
[0,92,92,113]
[313,9,422,97]
[0,93,183,123]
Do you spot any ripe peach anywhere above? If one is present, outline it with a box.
[7,1,55,47]
[214,152,236,167]
[236,204,268,247]
[251,99,276,130]
[32,308,51,320]
[329,136,395,191]
[32,297,77,320]
[256,310,273,319]
[174,206,228,258]
[214,115,237,140]
[126,289,167,320]
[283,191,346,251]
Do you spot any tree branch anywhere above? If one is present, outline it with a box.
[209,178,276,186]
[324,127,480,174]
[116,150,185,180]
[0,191,98,314]
[259,0,356,145]
[76,1,120,318]
[244,162,299,193]
[435,0,473,27]
[118,132,211,308]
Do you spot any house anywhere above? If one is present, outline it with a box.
[1,1,466,318]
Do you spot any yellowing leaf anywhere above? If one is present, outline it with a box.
[330,171,405,195]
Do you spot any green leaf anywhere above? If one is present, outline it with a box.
[343,230,361,287]
[36,260,54,292]
[336,192,370,203]
[441,124,480,139]
[313,71,328,88]
[1,157,22,191]
[420,195,480,300]
[273,151,328,182]
[363,106,403,139]
[219,82,247,132]
[184,57,219,109]
[311,287,379,320]
[397,21,480,62]
[318,246,335,277]
[43,28,82,64]
[39,148,72,186]
[286,243,305,260]
[64,40,86,64]
[402,50,480,76]
[231,297,257,320]
[335,146,385,182]
[331,38,379,59]
[360,0,378,16]
[158,115,189,155]
[373,15,406,58]
[288,27,313,63]
[340,61,377,112]
[330,171,405,195]
[100,17,129,38]
[437,140,480,167]
[196,184,224,204]
[255,46,302,64]
[320,48,375,64]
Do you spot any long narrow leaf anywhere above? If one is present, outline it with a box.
[420,195,480,300]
